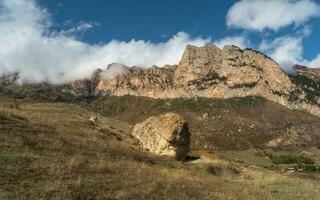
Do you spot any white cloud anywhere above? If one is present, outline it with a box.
[59,22,95,35]
[0,0,255,84]
[0,0,211,84]
[305,55,320,68]
[227,0,320,31]
[259,36,320,71]
[259,36,303,71]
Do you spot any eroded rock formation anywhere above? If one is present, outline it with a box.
[90,44,320,116]
[132,113,190,160]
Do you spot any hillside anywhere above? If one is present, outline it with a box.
[85,95,320,151]
[1,96,320,200]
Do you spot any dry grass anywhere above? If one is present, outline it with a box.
[0,97,320,200]
[85,95,320,152]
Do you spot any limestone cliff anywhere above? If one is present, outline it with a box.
[89,44,320,116]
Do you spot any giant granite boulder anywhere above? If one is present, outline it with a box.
[132,113,190,160]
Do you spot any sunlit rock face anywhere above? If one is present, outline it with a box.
[90,44,320,116]
[132,113,190,160]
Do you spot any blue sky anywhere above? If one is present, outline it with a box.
[41,0,236,43]
[0,0,320,83]
[41,0,320,59]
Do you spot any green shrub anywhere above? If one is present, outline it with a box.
[296,164,320,173]
[270,155,315,165]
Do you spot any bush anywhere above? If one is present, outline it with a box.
[270,155,315,165]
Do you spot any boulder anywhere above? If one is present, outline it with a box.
[89,116,98,125]
[202,113,209,120]
[132,113,190,160]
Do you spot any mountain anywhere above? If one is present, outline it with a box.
[294,65,320,83]
[90,44,320,117]
[1,43,320,117]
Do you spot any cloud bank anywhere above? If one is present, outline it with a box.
[226,0,320,70]
[0,0,213,83]
[259,36,303,71]
[227,0,320,31]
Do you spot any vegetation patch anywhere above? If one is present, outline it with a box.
[272,90,287,97]
[206,165,223,176]
[290,75,320,105]
[270,155,315,165]
[229,82,257,89]
[190,72,227,89]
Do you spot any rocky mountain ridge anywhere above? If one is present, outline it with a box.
[294,64,320,83]
[1,43,320,116]
[90,44,320,117]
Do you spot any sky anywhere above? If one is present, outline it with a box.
[0,0,320,83]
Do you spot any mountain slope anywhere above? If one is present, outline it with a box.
[1,97,320,200]
[92,44,320,117]
[85,95,320,151]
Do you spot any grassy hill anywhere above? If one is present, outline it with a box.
[85,95,320,151]
[1,96,320,199]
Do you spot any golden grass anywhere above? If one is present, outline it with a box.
[0,97,320,200]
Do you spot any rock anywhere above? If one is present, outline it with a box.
[174,43,223,86]
[89,116,98,125]
[249,124,255,129]
[299,151,315,157]
[90,68,103,95]
[202,113,209,120]
[132,113,190,160]
[293,65,320,83]
[95,65,175,97]
[69,79,92,95]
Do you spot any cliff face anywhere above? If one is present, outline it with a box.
[95,64,175,98]
[89,44,319,116]
[287,65,320,115]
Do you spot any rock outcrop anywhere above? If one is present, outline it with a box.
[287,65,320,114]
[132,113,190,160]
[96,65,175,97]
[89,43,320,116]
[294,65,320,83]
[93,44,295,100]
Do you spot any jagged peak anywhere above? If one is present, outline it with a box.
[185,43,220,50]
[222,45,241,51]
[98,63,130,78]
